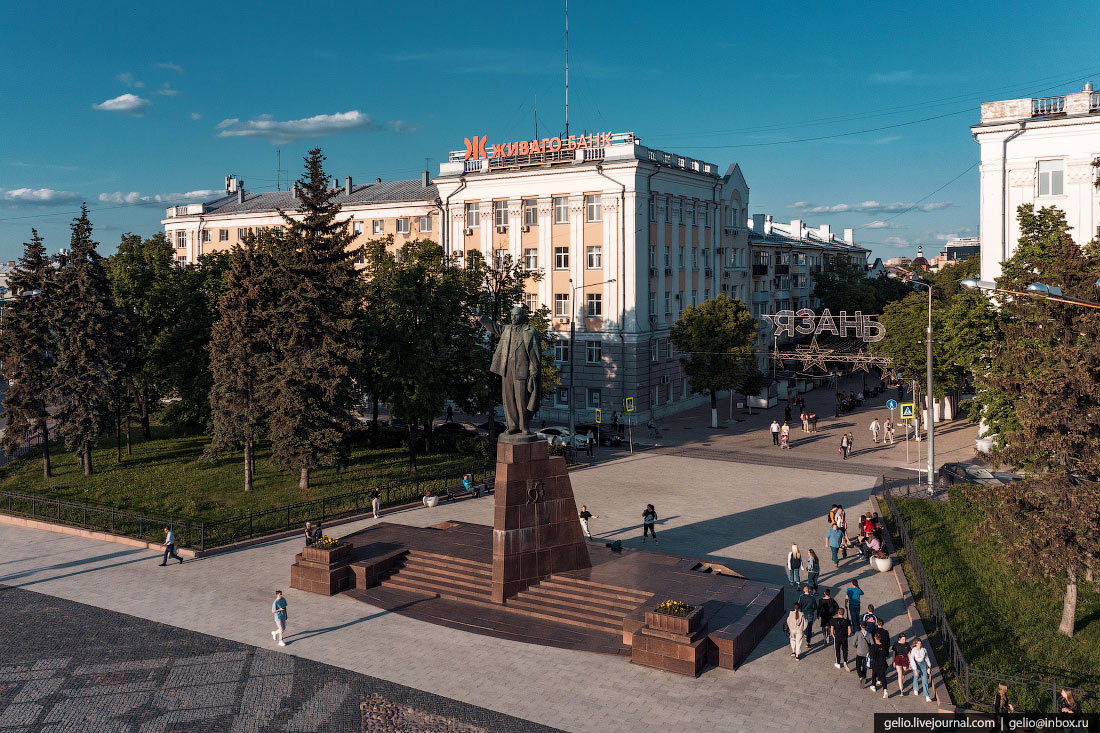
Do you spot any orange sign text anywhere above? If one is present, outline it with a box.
[463,132,616,161]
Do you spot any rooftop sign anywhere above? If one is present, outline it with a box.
[768,308,885,343]
[462,131,628,161]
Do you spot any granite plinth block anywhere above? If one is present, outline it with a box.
[645,606,703,636]
[290,544,354,596]
[492,439,590,603]
[631,617,710,677]
[302,543,353,565]
[350,549,408,589]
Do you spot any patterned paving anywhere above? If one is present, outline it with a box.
[0,583,557,733]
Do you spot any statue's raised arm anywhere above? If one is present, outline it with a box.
[481,305,541,442]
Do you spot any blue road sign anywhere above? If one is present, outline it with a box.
[886,399,898,410]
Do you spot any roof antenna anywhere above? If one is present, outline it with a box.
[534,94,538,139]
[564,0,569,140]
[276,149,281,191]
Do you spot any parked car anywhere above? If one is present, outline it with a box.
[476,419,506,436]
[536,426,586,448]
[938,462,1004,487]
[435,422,477,437]
[574,423,623,447]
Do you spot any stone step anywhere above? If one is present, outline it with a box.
[503,598,623,633]
[400,555,492,580]
[516,584,643,614]
[404,550,490,571]
[507,592,625,625]
[539,576,652,603]
[380,573,492,604]
[394,566,492,594]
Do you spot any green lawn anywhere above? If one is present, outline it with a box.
[885,491,1100,712]
[0,418,485,522]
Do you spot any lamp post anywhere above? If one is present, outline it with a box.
[890,271,934,489]
[961,278,1100,310]
[568,277,616,445]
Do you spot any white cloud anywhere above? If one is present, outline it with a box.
[215,118,239,129]
[116,72,145,88]
[156,62,183,73]
[92,93,150,115]
[215,110,379,144]
[0,187,82,205]
[789,200,951,215]
[864,220,895,229]
[155,83,180,97]
[387,119,421,134]
[98,189,219,205]
[881,236,911,247]
[190,112,202,121]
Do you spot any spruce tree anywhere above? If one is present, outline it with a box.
[265,150,362,490]
[51,205,120,476]
[0,229,55,477]
[208,241,271,491]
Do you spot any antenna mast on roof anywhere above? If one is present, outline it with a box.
[276,149,281,191]
[564,0,569,140]
[534,94,538,139]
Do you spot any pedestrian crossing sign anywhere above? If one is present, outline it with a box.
[595,408,602,424]
[900,403,915,419]
[625,397,635,412]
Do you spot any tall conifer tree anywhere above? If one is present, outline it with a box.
[51,205,120,475]
[265,150,362,490]
[0,229,56,477]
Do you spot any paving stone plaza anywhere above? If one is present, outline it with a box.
[0,393,970,733]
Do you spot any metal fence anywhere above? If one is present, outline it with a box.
[880,477,1100,714]
[0,464,491,553]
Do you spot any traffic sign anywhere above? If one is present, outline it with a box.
[900,403,914,419]
[886,399,898,410]
[594,408,602,424]
[625,397,635,412]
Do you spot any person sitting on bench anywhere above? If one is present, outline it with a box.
[462,474,474,492]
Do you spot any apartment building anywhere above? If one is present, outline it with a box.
[973,82,1100,282]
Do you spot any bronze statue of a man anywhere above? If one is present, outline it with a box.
[479,305,542,439]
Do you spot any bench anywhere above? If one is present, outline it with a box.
[444,478,494,501]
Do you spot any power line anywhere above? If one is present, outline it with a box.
[852,162,979,231]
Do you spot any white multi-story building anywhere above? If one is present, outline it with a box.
[973,82,1100,282]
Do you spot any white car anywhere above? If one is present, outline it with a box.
[536,426,586,448]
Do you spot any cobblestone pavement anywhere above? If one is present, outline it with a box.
[0,583,556,733]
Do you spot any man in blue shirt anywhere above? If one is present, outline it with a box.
[160,526,183,566]
[271,590,288,647]
[825,522,845,568]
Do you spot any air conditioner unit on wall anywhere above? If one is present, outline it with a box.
[664,268,672,276]
[496,225,508,234]
[521,225,531,233]
[463,227,473,236]
[557,317,570,324]
[649,268,657,278]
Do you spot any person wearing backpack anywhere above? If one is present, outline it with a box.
[818,589,839,644]
[641,504,658,543]
[786,544,802,586]
[797,586,819,646]
[805,549,820,593]
[851,623,872,688]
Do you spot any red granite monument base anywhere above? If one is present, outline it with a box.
[491,439,591,603]
[290,543,354,596]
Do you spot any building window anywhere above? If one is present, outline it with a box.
[648,246,657,268]
[255,227,267,236]
[493,200,508,227]
[465,203,480,228]
[587,388,601,409]
[554,293,570,317]
[555,340,570,363]
[396,218,410,234]
[554,246,569,270]
[678,248,685,268]
[201,230,211,243]
[372,220,384,235]
[355,251,365,265]
[585,341,602,363]
[649,197,656,222]
[586,245,602,269]
[352,221,364,235]
[466,249,479,263]
[419,216,432,232]
[176,256,187,263]
[650,340,659,362]
[704,288,710,301]
[176,231,186,248]
[553,196,569,224]
[218,229,228,242]
[691,248,698,269]
[555,387,569,407]
[1038,160,1063,196]
[523,293,538,313]
[686,201,695,225]
[664,292,671,314]
[648,293,656,315]
[652,385,660,406]
[238,228,249,240]
[664,197,671,224]
[586,293,602,317]
[672,199,681,225]
[664,246,671,267]
[523,199,537,226]
[585,194,602,222]
[691,290,697,307]
[493,250,507,269]
[524,248,538,269]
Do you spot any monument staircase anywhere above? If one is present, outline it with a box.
[376,549,651,634]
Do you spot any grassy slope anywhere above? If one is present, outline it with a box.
[892,492,1100,711]
[0,419,482,521]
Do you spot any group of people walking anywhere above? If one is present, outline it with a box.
[783,504,934,702]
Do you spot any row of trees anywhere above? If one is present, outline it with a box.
[0,149,554,490]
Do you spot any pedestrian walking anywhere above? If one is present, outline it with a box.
[611,412,619,434]
[845,579,864,631]
[780,422,791,449]
[800,411,809,432]
[647,418,657,438]
[578,505,599,539]
[869,418,881,444]
[371,487,382,519]
[809,411,818,432]
[870,626,890,696]
[818,589,838,643]
[642,504,658,543]
[797,586,819,646]
[786,544,802,586]
[770,420,780,446]
[271,590,288,647]
[992,683,1014,719]
[846,431,855,456]
[805,549,820,593]
[832,608,851,669]
[852,623,872,687]
[787,603,807,660]
[784,402,792,424]
[585,430,595,457]
[910,639,932,702]
[160,526,183,565]
[840,433,850,459]
[445,404,454,422]
[884,418,895,444]
[862,604,880,635]
[826,523,845,568]
[892,632,912,696]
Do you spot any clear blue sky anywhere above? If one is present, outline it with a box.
[1,0,1096,262]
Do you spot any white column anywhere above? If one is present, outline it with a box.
[451,210,465,259]
[479,200,492,258]
[570,196,585,326]
[508,199,522,262]
[537,198,553,311]
[602,196,619,328]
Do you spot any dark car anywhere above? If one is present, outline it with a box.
[938,462,1004,487]
[476,419,506,436]
[574,424,623,447]
[435,422,477,437]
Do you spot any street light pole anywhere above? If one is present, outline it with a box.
[890,271,935,489]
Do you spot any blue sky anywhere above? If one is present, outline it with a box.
[1,0,1097,262]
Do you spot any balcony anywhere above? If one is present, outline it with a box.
[752,263,769,277]
[810,265,822,274]
[774,264,790,275]
[751,291,770,303]
[1032,96,1065,116]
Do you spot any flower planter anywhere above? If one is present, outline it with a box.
[424,496,439,508]
[302,543,353,565]
[644,605,704,636]
[871,556,893,573]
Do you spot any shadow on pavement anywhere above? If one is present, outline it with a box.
[0,548,144,584]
